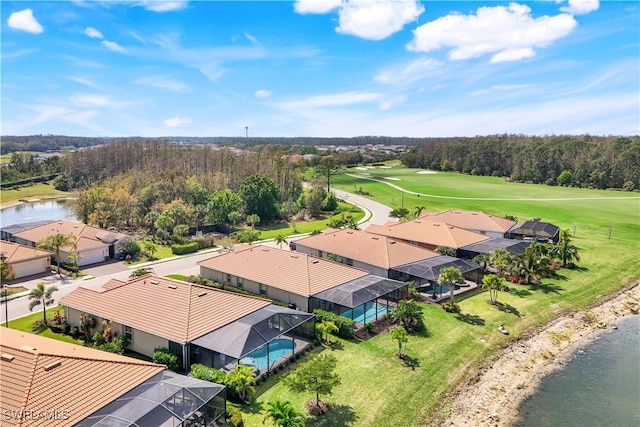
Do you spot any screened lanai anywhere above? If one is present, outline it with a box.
[309,275,407,325]
[190,305,314,376]
[76,370,226,427]
[506,220,560,243]
[459,238,531,259]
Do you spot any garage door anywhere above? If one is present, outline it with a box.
[13,258,49,279]
[78,249,107,266]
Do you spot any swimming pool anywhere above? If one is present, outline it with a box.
[341,302,389,324]
[240,339,296,372]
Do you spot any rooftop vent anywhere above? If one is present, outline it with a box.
[389,241,396,245]
[43,360,62,371]
[150,280,159,285]
[290,255,298,258]
[471,212,478,215]
[262,248,269,252]
[433,223,440,226]
[311,260,320,264]
[197,291,207,297]
[346,231,353,234]
[168,285,178,289]
[21,346,36,352]
[1,353,15,362]
[371,237,379,240]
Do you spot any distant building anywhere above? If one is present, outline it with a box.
[0,240,51,279]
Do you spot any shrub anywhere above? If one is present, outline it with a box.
[189,363,226,383]
[119,237,141,257]
[153,348,180,372]
[321,192,339,211]
[70,326,80,338]
[442,302,461,313]
[98,335,129,354]
[92,331,105,345]
[170,242,199,255]
[313,309,355,339]
[225,408,244,427]
[193,236,216,250]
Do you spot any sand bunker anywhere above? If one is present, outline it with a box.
[379,165,392,169]
[417,170,438,174]
[384,177,401,181]
[355,167,368,171]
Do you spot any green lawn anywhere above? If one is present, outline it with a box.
[7,306,84,345]
[239,167,640,426]
[0,182,70,208]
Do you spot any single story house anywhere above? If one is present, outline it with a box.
[506,220,560,244]
[8,220,129,267]
[294,228,439,278]
[420,209,517,239]
[0,327,226,427]
[60,275,314,375]
[0,241,51,279]
[198,245,407,325]
[366,219,491,255]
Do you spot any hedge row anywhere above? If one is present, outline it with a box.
[0,173,60,189]
[170,242,199,255]
[313,309,355,339]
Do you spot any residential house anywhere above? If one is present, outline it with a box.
[60,275,314,375]
[0,241,51,279]
[7,220,128,267]
[0,327,226,427]
[198,245,407,325]
[420,209,517,239]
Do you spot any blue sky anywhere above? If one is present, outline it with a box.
[2,0,638,137]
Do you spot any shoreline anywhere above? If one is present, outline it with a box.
[442,279,640,427]
[0,195,74,211]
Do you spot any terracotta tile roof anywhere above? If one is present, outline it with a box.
[0,241,51,264]
[12,220,128,252]
[60,275,270,343]
[295,228,438,269]
[198,245,370,296]
[366,220,491,249]
[0,327,164,427]
[420,209,516,233]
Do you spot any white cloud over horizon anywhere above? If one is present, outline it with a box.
[407,3,577,63]
[7,9,44,34]
[164,116,191,128]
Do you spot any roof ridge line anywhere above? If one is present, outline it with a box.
[184,282,194,343]
[33,352,164,367]
[18,351,40,417]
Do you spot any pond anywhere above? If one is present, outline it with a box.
[0,200,76,227]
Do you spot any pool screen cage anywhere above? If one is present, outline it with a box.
[190,304,314,375]
[76,371,226,427]
[392,256,480,286]
[309,275,407,325]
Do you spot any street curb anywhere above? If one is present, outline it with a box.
[1,290,31,303]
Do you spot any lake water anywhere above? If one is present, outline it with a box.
[0,200,75,227]
[515,315,640,427]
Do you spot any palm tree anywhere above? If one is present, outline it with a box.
[413,206,427,218]
[554,235,580,267]
[390,326,409,357]
[66,251,83,272]
[390,299,424,332]
[37,232,75,279]
[225,364,256,402]
[317,320,338,344]
[142,240,158,260]
[246,214,261,231]
[472,253,491,273]
[28,282,58,325]
[262,397,306,427]
[1,259,15,283]
[326,253,342,263]
[490,248,511,278]
[274,234,287,249]
[437,267,464,306]
[435,246,455,257]
[389,207,409,219]
[482,274,503,304]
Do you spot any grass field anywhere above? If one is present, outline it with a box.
[240,167,640,426]
[7,306,84,345]
[0,182,69,208]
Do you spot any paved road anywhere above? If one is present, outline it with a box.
[2,188,394,323]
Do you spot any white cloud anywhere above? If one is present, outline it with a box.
[379,94,407,110]
[407,3,577,63]
[375,57,444,86]
[244,32,259,44]
[69,94,111,107]
[101,40,125,52]
[68,76,101,89]
[560,0,599,15]
[85,27,104,39]
[7,9,44,34]
[134,1,188,12]
[255,89,272,98]
[294,0,342,15]
[276,91,382,110]
[164,116,191,128]
[336,0,424,40]
[136,75,189,92]
[1,48,38,60]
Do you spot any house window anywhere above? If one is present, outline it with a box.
[237,277,243,289]
[259,283,267,296]
[124,325,133,342]
[226,274,232,284]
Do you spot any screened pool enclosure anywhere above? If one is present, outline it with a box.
[76,371,226,427]
[190,305,314,376]
[309,275,407,325]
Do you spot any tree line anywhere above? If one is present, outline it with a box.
[401,135,640,191]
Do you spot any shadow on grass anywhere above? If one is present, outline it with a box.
[455,312,485,326]
[414,327,432,338]
[508,287,532,298]
[551,272,569,281]
[327,340,344,351]
[400,354,420,370]
[493,301,522,317]
[240,397,264,415]
[306,404,357,427]
[530,282,564,294]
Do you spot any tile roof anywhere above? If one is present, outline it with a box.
[12,220,128,252]
[0,241,51,264]
[198,245,370,296]
[420,209,516,233]
[366,220,491,249]
[295,228,438,269]
[0,327,164,427]
[60,275,270,343]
